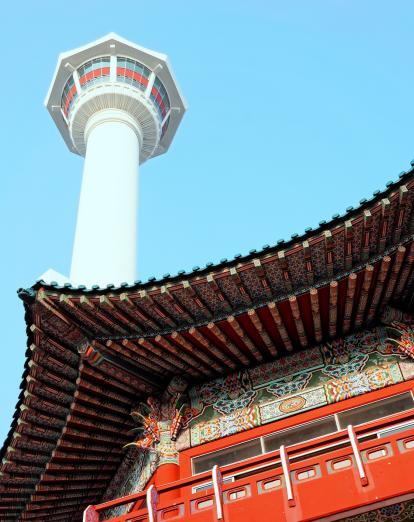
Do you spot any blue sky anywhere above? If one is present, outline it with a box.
[1,0,414,443]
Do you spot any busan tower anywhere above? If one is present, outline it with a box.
[45,33,187,287]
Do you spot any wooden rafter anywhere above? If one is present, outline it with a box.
[79,296,128,335]
[154,335,207,376]
[122,339,175,374]
[289,296,307,347]
[247,308,278,357]
[226,315,263,363]
[105,339,166,376]
[137,338,187,374]
[207,322,250,365]
[394,241,414,299]
[393,185,408,242]
[58,295,111,336]
[160,285,194,322]
[171,331,223,373]
[325,231,334,277]
[354,265,374,328]
[278,251,292,292]
[267,302,293,351]
[230,267,252,303]
[182,280,213,318]
[303,241,314,285]
[253,259,273,297]
[187,327,237,370]
[118,293,159,331]
[344,221,353,270]
[366,256,391,323]
[329,281,338,338]
[206,274,232,310]
[361,210,372,261]
[139,290,177,328]
[309,288,322,343]
[378,198,391,253]
[343,273,357,334]
[379,246,406,310]
[99,296,141,333]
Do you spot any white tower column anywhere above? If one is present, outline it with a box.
[70,110,142,287]
[45,34,187,288]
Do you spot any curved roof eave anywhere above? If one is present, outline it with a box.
[28,164,414,296]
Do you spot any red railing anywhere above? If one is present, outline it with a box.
[84,409,414,522]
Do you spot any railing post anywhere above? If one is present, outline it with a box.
[146,484,159,522]
[280,445,295,507]
[347,424,368,486]
[83,505,99,522]
[212,464,224,521]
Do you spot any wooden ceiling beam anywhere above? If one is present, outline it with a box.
[278,251,293,292]
[253,259,273,296]
[393,185,408,242]
[345,221,353,270]
[227,315,263,363]
[182,280,213,318]
[378,198,391,253]
[343,273,358,334]
[138,290,176,328]
[79,363,139,398]
[230,267,252,304]
[289,296,307,347]
[28,335,78,375]
[118,293,159,330]
[247,309,278,357]
[379,246,406,310]
[28,328,78,369]
[267,302,293,352]
[122,338,176,373]
[329,280,338,338]
[154,335,206,376]
[105,339,167,376]
[324,231,334,277]
[206,274,232,310]
[366,255,391,323]
[310,288,322,343]
[37,290,75,329]
[37,292,95,343]
[160,286,194,322]
[137,338,189,374]
[354,265,374,328]
[303,241,314,285]
[79,296,128,335]
[171,331,223,373]
[79,345,154,394]
[70,398,130,425]
[207,322,250,365]
[58,295,111,336]
[99,296,141,333]
[394,242,414,299]
[361,210,372,261]
[188,327,237,370]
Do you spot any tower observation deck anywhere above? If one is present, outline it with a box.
[45,33,187,287]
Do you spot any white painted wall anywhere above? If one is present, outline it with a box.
[70,110,141,287]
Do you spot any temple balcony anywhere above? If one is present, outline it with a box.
[84,407,414,522]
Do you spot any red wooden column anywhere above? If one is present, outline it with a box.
[154,462,180,489]
[153,421,181,502]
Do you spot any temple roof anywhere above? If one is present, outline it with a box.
[1,165,414,520]
[37,165,414,292]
